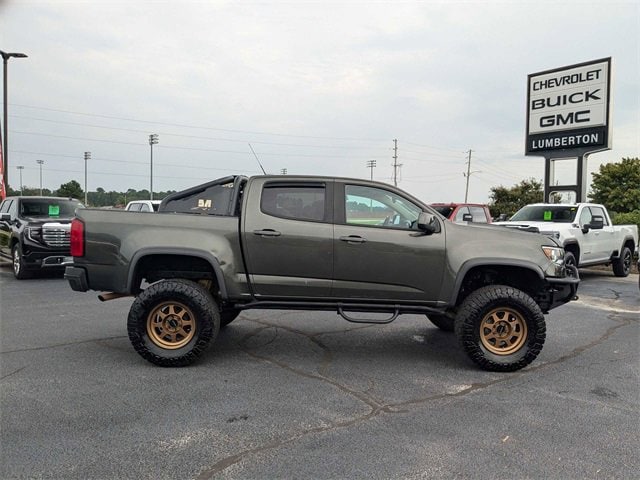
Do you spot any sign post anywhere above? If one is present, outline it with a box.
[526,58,612,202]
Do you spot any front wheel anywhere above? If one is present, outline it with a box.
[612,246,632,277]
[12,244,31,280]
[455,285,546,372]
[127,279,220,367]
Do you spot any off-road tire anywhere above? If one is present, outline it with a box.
[427,314,454,332]
[455,285,546,372]
[12,244,31,280]
[127,279,219,367]
[220,309,240,328]
[612,246,632,277]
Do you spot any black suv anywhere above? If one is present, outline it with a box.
[0,196,83,279]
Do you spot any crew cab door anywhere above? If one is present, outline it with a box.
[332,182,446,302]
[578,206,613,263]
[242,179,334,298]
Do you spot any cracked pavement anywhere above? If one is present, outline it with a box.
[1,266,638,479]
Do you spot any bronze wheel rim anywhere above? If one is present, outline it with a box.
[146,301,196,349]
[479,307,528,356]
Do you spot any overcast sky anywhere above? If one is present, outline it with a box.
[1,0,638,203]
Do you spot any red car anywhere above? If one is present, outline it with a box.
[429,203,492,223]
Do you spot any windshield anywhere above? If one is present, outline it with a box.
[509,205,578,223]
[19,199,82,218]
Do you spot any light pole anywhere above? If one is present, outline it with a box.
[84,151,91,205]
[1,50,28,192]
[16,165,23,194]
[366,160,376,180]
[36,159,44,195]
[149,134,158,200]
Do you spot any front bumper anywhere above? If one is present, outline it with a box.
[22,248,73,270]
[541,265,580,312]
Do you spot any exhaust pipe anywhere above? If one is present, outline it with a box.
[98,292,132,302]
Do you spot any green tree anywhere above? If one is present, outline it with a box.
[589,157,640,214]
[56,180,84,200]
[488,178,543,218]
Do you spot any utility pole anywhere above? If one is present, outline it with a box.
[149,134,158,200]
[366,160,376,180]
[36,159,44,195]
[16,165,24,194]
[392,139,402,187]
[463,149,480,203]
[280,168,287,175]
[84,151,91,205]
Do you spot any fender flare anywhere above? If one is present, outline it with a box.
[127,247,229,299]
[449,258,545,306]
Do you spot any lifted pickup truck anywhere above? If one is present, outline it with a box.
[495,203,638,277]
[65,175,579,372]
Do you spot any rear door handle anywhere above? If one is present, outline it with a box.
[339,235,366,244]
[253,229,281,237]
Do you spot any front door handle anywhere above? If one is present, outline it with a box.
[253,229,282,237]
[339,235,366,244]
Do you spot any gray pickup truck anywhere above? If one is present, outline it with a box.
[65,175,579,371]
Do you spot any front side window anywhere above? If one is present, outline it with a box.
[140,204,151,212]
[590,206,609,226]
[469,206,489,223]
[345,185,421,229]
[261,185,326,221]
[453,207,471,222]
[579,208,592,226]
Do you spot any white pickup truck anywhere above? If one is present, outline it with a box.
[495,203,638,277]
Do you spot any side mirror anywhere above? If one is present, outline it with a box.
[462,213,473,222]
[590,215,604,230]
[582,215,604,234]
[417,212,437,235]
[0,213,11,222]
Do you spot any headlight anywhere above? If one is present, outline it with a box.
[542,246,564,263]
[27,227,43,243]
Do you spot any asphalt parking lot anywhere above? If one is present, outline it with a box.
[1,265,638,479]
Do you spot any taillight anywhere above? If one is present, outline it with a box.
[70,218,84,257]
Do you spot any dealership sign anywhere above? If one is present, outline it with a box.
[526,58,611,155]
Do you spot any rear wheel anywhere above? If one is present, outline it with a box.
[455,285,546,372]
[427,314,454,332]
[612,246,632,277]
[127,279,219,366]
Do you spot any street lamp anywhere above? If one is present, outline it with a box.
[149,134,158,200]
[16,165,24,195]
[1,50,28,192]
[36,159,44,195]
[84,151,91,205]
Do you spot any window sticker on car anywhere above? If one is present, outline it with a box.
[49,205,60,216]
[543,211,552,221]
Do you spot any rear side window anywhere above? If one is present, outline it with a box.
[261,185,326,221]
[590,206,609,226]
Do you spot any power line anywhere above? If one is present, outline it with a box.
[10,103,386,142]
